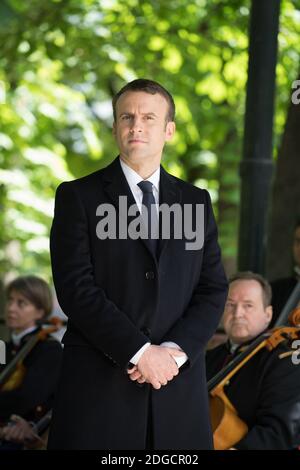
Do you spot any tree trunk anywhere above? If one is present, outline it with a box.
[266,73,300,280]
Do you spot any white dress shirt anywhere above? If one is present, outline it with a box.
[119,157,188,369]
[119,157,160,213]
[11,326,38,347]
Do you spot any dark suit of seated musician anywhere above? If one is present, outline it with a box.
[0,275,62,447]
[206,271,300,450]
[270,220,300,327]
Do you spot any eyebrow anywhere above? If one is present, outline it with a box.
[119,112,158,117]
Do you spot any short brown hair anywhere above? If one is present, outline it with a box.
[6,275,53,321]
[229,271,272,308]
[112,78,176,122]
[294,219,300,232]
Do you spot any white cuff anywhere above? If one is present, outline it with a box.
[129,342,151,365]
[160,341,188,368]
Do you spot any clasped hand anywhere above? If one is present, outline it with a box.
[127,345,186,389]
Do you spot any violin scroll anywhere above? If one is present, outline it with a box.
[288,307,300,328]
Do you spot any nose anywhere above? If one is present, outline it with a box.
[129,116,143,133]
[6,300,17,313]
[232,304,244,319]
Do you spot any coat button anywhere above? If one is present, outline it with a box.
[145,271,155,280]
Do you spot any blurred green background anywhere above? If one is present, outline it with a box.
[0,0,299,290]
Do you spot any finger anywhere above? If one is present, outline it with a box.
[163,363,178,378]
[166,373,175,381]
[127,366,138,374]
[5,428,19,442]
[4,426,23,441]
[137,376,146,383]
[167,349,186,357]
[129,375,137,381]
[2,428,11,440]
[129,373,143,381]
[14,428,24,441]
[25,431,38,442]
[130,371,142,380]
[25,433,42,444]
[10,414,21,422]
[151,380,161,390]
[164,346,185,355]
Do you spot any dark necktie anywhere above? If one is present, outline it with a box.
[138,180,158,256]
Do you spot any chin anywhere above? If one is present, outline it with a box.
[232,336,248,344]
[230,329,249,343]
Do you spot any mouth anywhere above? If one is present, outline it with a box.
[128,139,146,144]
[7,316,17,322]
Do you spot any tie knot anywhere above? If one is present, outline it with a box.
[138,180,153,194]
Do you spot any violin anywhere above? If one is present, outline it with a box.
[0,317,63,392]
[209,307,300,450]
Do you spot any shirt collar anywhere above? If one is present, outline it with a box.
[11,326,38,347]
[227,328,270,355]
[228,340,240,354]
[119,157,160,192]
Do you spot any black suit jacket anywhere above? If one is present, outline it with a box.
[0,329,62,422]
[48,156,228,449]
[206,340,300,449]
[270,277,298,327]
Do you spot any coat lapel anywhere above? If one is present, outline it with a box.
[101,156,136,210]
[100,157,156,259]
[158,165,182,258]
[99,157,182,261]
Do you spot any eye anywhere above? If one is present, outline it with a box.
[121,115,131,121]
[18,298,30,308]
[225,302,234,309]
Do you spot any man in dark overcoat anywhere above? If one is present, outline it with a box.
[48,79,228,450]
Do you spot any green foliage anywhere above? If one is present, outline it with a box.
[0,0,299,280]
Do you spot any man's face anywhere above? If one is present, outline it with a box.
[113,91,175,166]
[293,226,300,268]
[223,280,272,344]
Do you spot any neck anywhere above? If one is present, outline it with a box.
[120,155,161,179]
[229,338,245,347]
[12,325,37,335]
[229,329,268,346]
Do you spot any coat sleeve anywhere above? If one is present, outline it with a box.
[161,190,228,367]
[235,353,300,450]
[50,182,149,369]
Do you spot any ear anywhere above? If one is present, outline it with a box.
[265,305,273,324]
[165,121,176,141]
[112,122,116,137]
[34,309,45,322]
